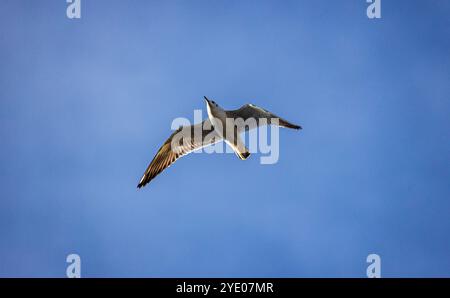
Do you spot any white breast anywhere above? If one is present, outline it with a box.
[207,105,225,137]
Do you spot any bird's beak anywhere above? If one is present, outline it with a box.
[204,96,210,104]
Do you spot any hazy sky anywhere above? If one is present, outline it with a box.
[1,0,449,277]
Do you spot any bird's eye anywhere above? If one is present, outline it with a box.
[212,101,215,104]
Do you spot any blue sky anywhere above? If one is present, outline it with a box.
[0,0,449,277]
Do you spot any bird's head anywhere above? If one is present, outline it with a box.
[204,96,224,118]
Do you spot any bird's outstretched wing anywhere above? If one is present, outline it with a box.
[137,119,222,188]
[226,104,302,130]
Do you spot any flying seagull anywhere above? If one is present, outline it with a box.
[137,97,301,188]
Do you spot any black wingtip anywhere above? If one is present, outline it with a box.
[286,124,302,130]
[279,119,302,130]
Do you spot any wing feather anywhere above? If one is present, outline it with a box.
[226,104,302,130]
[137,119,222,188]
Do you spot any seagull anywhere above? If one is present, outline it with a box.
[137,97,301,188]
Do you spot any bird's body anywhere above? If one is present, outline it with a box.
[137,97,301,188]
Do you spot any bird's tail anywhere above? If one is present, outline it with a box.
[236,149,251,160]
[225,137,251,160]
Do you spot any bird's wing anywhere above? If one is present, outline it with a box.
[226,104,302,130]
[137,119,222,188]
